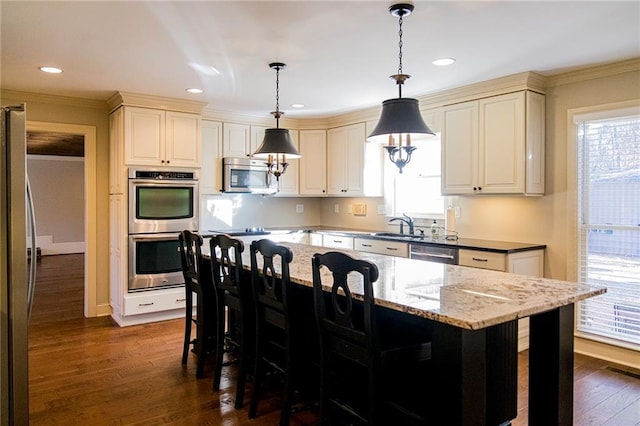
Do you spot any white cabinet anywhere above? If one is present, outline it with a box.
[327,123,383,196]
[354,238,408,258]
[459,247,545,352]
[275,130,300,196]
[441,91,545,195]
[322,234,354,249]
[222,122,265,158]
[109,107,125,194]
[309,232,324,246]
[299,130,327,195]
[122,107,201,167]
[200,120,223,194]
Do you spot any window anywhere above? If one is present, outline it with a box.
[575,110,640,349]
[387,133,445,217]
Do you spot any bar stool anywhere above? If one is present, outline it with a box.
[312,251,433,425]
[209,234,252,409]
[178,230,216,378]
[248,239,295,425]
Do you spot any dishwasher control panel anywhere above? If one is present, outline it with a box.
[409,244,459,265]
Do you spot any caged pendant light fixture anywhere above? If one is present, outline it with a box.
[253,62,301,183]
[367,2,435,173]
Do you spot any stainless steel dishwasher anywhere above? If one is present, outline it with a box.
[409,244,458,264]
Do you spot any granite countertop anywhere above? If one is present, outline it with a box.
[206,242,605,331]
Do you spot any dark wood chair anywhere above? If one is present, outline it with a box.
[312,251,433,425]
[209,234,253,409]
[178,230,216,378]
[248,239,295,425]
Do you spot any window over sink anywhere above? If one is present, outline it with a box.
[386,132,445,217]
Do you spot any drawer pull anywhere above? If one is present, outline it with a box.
[386,247,398,251]
[138,302,155,307]
[472,257,488,262]
[333,240,342,243]
[176,298,186,302]
[362,244,372,247]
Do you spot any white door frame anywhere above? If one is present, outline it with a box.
[26,121,97,317]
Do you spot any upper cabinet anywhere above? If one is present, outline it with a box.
[299,130,327,195]
[327,123,383,197]
[200,120,223,194]
[222,122,266,158]
[441,90,545,195]
[275,130,300,196]
[122,107,201,167]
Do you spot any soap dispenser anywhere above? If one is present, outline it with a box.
[430,220,439,239]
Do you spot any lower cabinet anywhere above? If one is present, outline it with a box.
[322,234,354,249]
[354,238,409,258]
[123,288,188,316]
[459,248,545,351]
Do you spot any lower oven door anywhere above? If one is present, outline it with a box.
[128,233,184,291]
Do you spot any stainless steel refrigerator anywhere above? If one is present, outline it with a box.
[1,104,36,425]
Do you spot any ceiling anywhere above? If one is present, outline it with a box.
[1,1,639,119]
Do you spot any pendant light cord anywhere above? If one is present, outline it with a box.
[398,14,404,98]
[274,66,281,128]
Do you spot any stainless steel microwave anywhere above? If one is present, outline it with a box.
[222,157,276,194]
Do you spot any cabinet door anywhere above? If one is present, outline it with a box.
[525,91,545,195]
[327,123,366,196]
[200,120,223,194]
[479,92,525,193]
[327,127,347,195]
[166,111,200,167]
[441,101,478,194]
[250,125,267,157]
[223,122,251,157]
[276,130,300,195]
[109,107,124,194]
[299,130,327,195]
[124,107,165,166]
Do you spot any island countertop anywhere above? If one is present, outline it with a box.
[208,241,605,331]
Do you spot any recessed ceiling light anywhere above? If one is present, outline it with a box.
[432,58,456,66]
[186,88,204,94]
[291,104,305,108]
[39,66,63,74]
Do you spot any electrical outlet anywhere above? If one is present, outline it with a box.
[455,206,461,218]
[347,204,353,214]
[296,204,304,213]
[334,204,340,214]
[377,204,386,215]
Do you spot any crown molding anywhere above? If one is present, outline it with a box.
[1,89,108,110]
[201,106,331,130]
[107,91,207,114]
[545,57,640,87]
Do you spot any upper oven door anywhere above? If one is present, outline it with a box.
[129,178,199,234]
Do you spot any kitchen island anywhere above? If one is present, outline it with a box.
[209,241,605,425]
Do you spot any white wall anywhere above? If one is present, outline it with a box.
[27,155,85,254]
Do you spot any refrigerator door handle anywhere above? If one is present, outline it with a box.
[26,175,37,319]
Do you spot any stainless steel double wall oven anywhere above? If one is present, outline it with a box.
[128,168,199,291]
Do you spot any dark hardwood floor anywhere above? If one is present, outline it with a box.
[28,254,640,425]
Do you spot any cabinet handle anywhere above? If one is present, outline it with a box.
[138,302,155,307]
[161,160,165,164]
[176,298,186,302]
[472,257,488,262]
[362,244,372,247]
[166,160,170,164]
[477,186,481,191]
[386,247,398,251]
[333,240,342,243]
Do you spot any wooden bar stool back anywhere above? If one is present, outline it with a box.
[178,230,215,378]
[312,251,433,425]
[248,239,295,425]
[209,234,252,409]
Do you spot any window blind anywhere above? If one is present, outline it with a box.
[575,114,640,349]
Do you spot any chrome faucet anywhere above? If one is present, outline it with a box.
[388,214,415,235]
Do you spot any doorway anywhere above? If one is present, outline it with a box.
[26,121,98,317]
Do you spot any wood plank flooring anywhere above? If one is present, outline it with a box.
[28,254,640,425]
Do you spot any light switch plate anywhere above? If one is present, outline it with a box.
[377,204,386,215]
[334,203,340,214]
[296,204,304,213]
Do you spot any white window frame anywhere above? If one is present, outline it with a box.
[567,100,640,351]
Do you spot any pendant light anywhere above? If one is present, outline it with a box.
[253,62,301,183]
[367,3,435,173]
